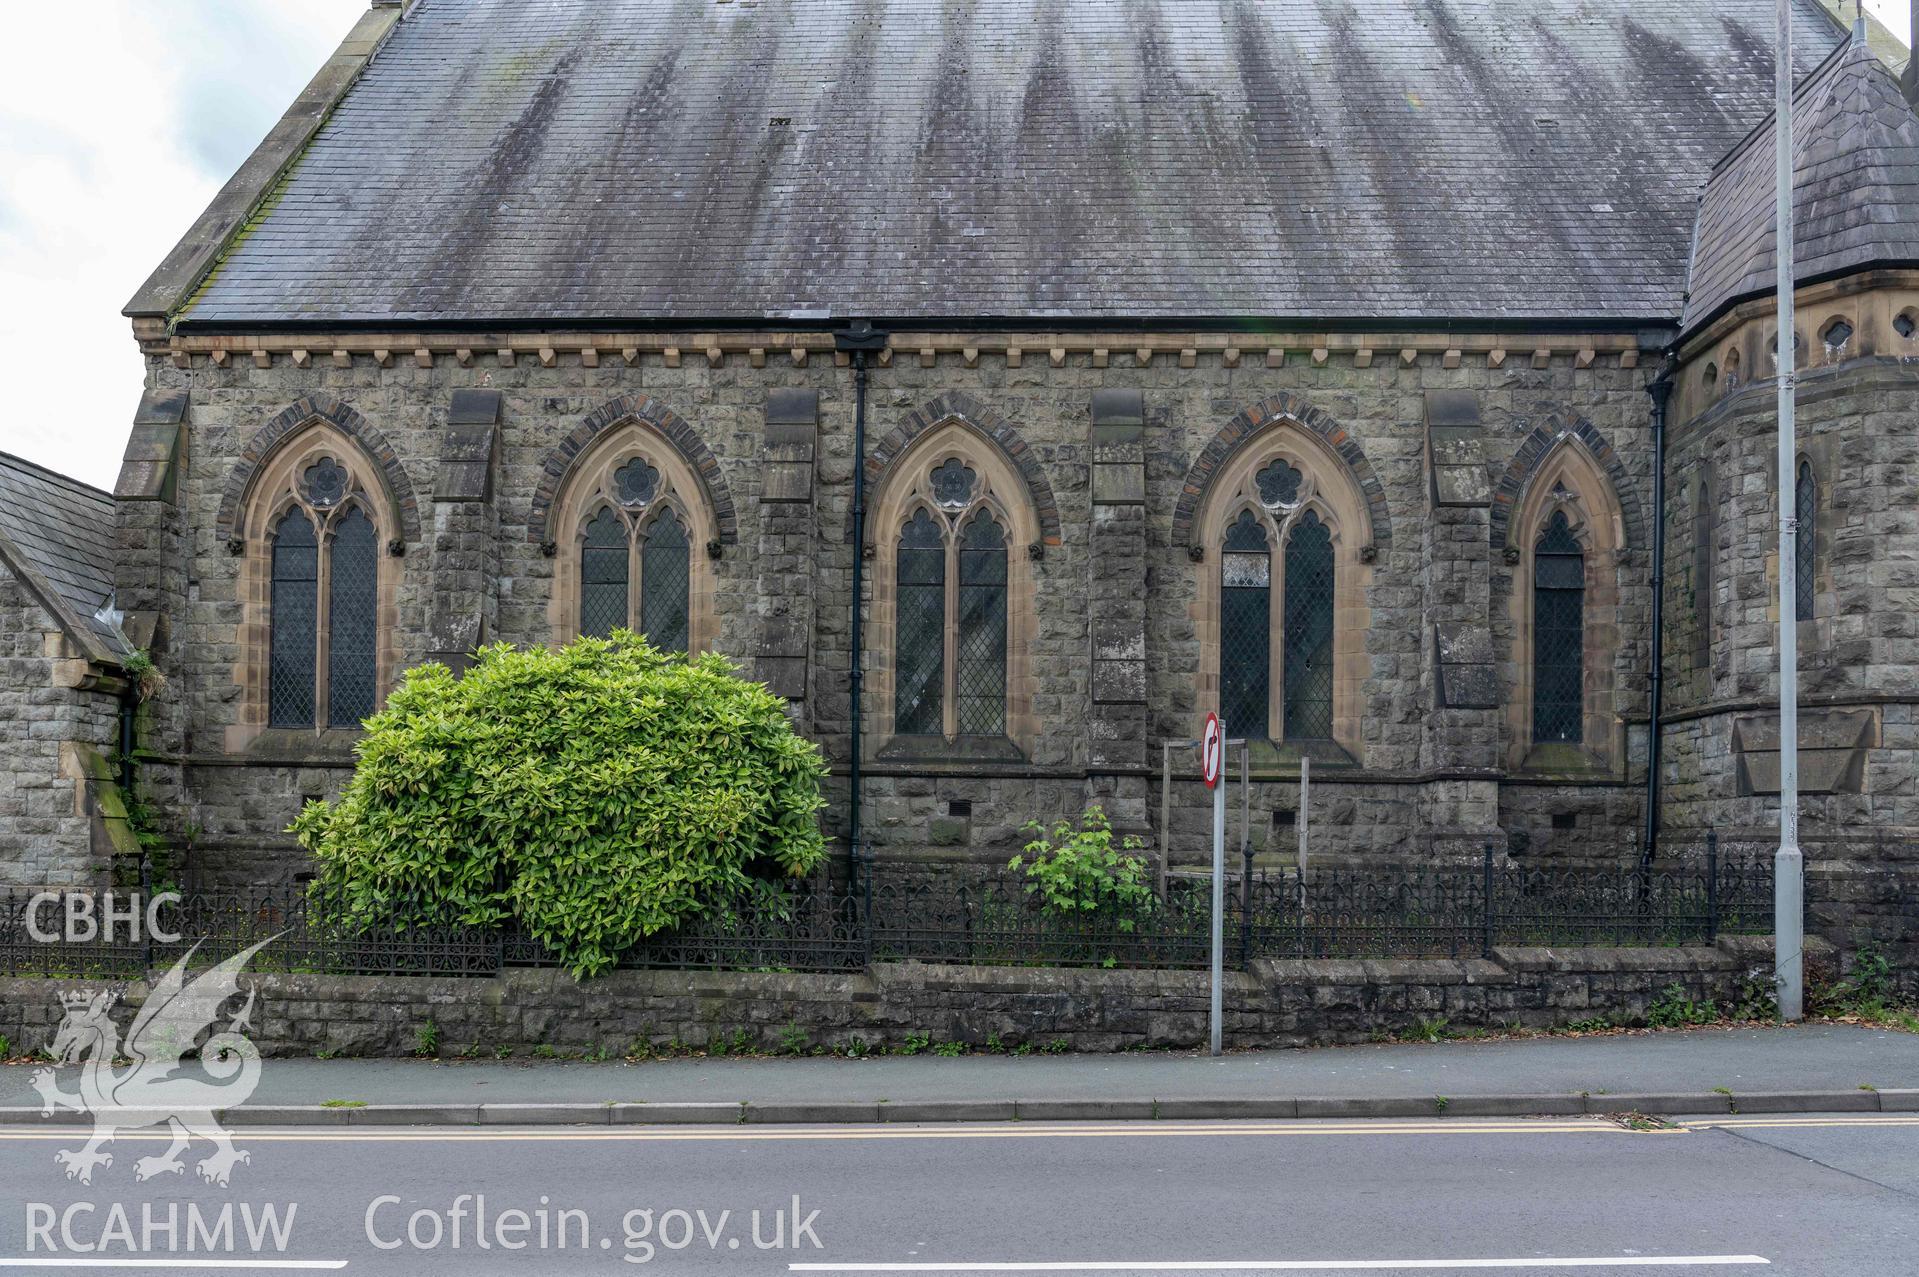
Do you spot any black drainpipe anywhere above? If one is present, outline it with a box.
[835,320,889,877]
[1642,368,1675,871]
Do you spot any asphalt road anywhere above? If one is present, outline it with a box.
[0,1114,1910,1275]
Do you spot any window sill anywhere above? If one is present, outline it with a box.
[876,734,1026,764]
[1241,737,1358,772]
[1517,742,1609,778]
[238,727,365,765]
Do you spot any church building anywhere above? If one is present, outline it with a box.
[2,0,1916,897]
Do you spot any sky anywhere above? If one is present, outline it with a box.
[0,0,1911,491]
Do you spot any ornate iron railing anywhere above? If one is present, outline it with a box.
[0,848,1774,979]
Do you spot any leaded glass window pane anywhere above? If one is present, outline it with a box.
[640,512,690,653]
[1283,512,1335,741]
[956,511,1007,736]
[895,508,946,735]
[1532,511,1584,744]
[580,507,629,638]
[1795,461,1816,622]
[327,506,378,728]
[269,509,318,728]
[1220,510,1270,740]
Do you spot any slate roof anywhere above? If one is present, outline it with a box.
[1682,37,1919,335]
[0,452,128,664]
[170,0,1850,329]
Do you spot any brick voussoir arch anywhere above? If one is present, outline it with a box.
[854,391,1062,548]
[529,393,738,552]
[1490,414,1644,554]
[216,395,421,550]
[1173,392,1392,553]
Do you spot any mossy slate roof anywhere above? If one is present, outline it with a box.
[0,452,128,660]
[179,0,1850,327]
[1682,37,1919,335]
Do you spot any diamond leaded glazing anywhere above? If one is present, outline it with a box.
[896,508,945,735]
[641,512,690,653]
[1795,461,1816,622]
[327,506,378,727]
[1532,511,1585,744]
[269,509,318,727]
[956,510,1007,736]
[1220,510,1270,739]
[1283,511,1335,741]
[580,507,628,638]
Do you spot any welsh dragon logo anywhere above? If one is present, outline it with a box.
[32,938,273,1186]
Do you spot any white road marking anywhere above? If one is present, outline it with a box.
[0,1261,346,1270]
[0,1120,1653,1145]
[791,1257,1771,1272]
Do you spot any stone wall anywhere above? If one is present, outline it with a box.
[0,940,1780,1059]
[122,332,1665,884]
[1662,280,1919,859]
[0,565,125,888]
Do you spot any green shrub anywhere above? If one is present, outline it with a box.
[1647,982,1719,1028]
[1008,805,1155,930]
[292,632,827,978]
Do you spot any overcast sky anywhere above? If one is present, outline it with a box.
[0,1,1911,490]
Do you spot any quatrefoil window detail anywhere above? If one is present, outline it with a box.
[1255,459,1303,509]
[299,458,349,508]
[930,458,978,510]
[613,459,660,508]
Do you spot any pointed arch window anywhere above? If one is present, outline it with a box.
[1794,460,1816,622]
[250,447,395,733]
[1215,500,1338,742]
[893,501,1009,738]
[1283,512,1335,740]
[1532,511,1585,744]
[1219,511,1271,739]
[554,438,712,654]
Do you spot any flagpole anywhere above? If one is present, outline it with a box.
[1773,0,1804,1022]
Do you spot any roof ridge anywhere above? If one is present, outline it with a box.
[1706,37,1864,181]
[0,449,114,503]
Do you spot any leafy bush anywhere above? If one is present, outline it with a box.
[1646,982,1719,1028]
[292,632,827,977]
[1008,805,1155,930]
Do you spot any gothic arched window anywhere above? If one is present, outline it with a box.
[869,420,1042,754]
[1283,512,1335,740]
[1219,511,1271,739]
[892,499,1010,738]
[551,432,715,654]
[1194,427,1373,755]
[1794,459,1816,622]
[268,510,318,728]
[247,445,397,733]
[1532,511,1585,744]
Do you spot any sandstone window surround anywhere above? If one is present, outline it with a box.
[1192,421,1372,761]
[231,425,403,749]
[1504,440,1626,773]
[866,421,1040,760]
[547,421,718,653]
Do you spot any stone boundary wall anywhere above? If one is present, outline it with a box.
[0,940,1786,1059]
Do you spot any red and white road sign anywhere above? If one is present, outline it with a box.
[1200,712,1223,789]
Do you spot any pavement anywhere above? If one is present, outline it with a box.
[2,1112,1916,1273]
[3,1022,1914,1126]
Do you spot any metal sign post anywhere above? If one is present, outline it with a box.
[1201,713,1225,1057]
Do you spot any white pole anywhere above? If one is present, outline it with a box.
[1210,772,1225,1057]
[1774,0,1804,1022]
[1298,754,1311,877]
